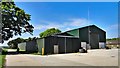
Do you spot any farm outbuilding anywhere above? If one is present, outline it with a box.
[37,35,80,55]
[37,25,106,55]
[18,25,106,55]
[18,39,38,53]
[57,25,106,49]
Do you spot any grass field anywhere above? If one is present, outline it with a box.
[0,55,6,68]
[0,48,8,68]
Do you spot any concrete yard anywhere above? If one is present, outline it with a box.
[5,49,119,66]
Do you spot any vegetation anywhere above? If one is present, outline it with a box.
[39,28,61,38]
[1,2,34,43]
[106,38,120,41]
[7,37,24,49]
[0,48,7,68]
[7,37,37,49]
[0,55,6,68]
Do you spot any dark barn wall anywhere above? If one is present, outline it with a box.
[44,36,55,54]
[79,25,106,49]
[66,38,80,53]
[44,36,65,54]
[89,26,106,49]
[79,27,89,43]
[26,40,38,53]
[44,36,80,55]
[90,26,106,42]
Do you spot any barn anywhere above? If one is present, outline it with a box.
[37,25,106,55]
[18,39,38,53]
[37,35,80,55]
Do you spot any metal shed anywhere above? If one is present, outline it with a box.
[57,25,106,49]
[37,25,106,55]
[18,39,38,53]
[37,36,80,55]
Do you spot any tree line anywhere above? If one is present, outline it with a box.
[7,37,38,49]
[8,28,61,49]
[106,38,120,41]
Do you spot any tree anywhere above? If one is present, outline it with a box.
[7,37,25,49]
[1,2,34,43]
[39,28,61,38]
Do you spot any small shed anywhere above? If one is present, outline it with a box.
[18,39,38,53]
[37,35,80,55]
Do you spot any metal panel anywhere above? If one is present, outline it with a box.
[26,40,38,53]
[44,36,80,55]
[79,25,106,49]
[18,42,26,51]
[79,27,89,43]
[66,38,73,53]
[90,33,99,49]
[37,38,44,54]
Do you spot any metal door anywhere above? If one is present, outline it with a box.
[54,45,59,54]
[90,33,99,49]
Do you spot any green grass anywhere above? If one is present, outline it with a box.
[0,55,6,68]
[0,48,8,68]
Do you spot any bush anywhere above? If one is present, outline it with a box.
[2,49,8,55]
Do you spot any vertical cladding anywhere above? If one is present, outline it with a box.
[66,38,80,53]
[79,25,106,49]
[45,36,65,54]
[90,26,106,42]
[66,38,73,53]
[79,27,89,43]
[57,37,65,53]
[37,38,44,54]
[72,38,80,52]
[89,26,106,49]
[18,42,26,51]
[44,36,54,54]
[26,40,38,53]
[44,36,80,55]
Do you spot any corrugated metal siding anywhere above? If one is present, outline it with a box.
[79,27,89,43]
[18,42,26,51]
[44,36,80,55]
[66,38,80,53]
[72,38,80,52]
[44,36,58,54]
[90,26,106,42]
[79,25,106,49]
[90,33,99,49]
[26,40,38,53]
[37,38,44,54]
